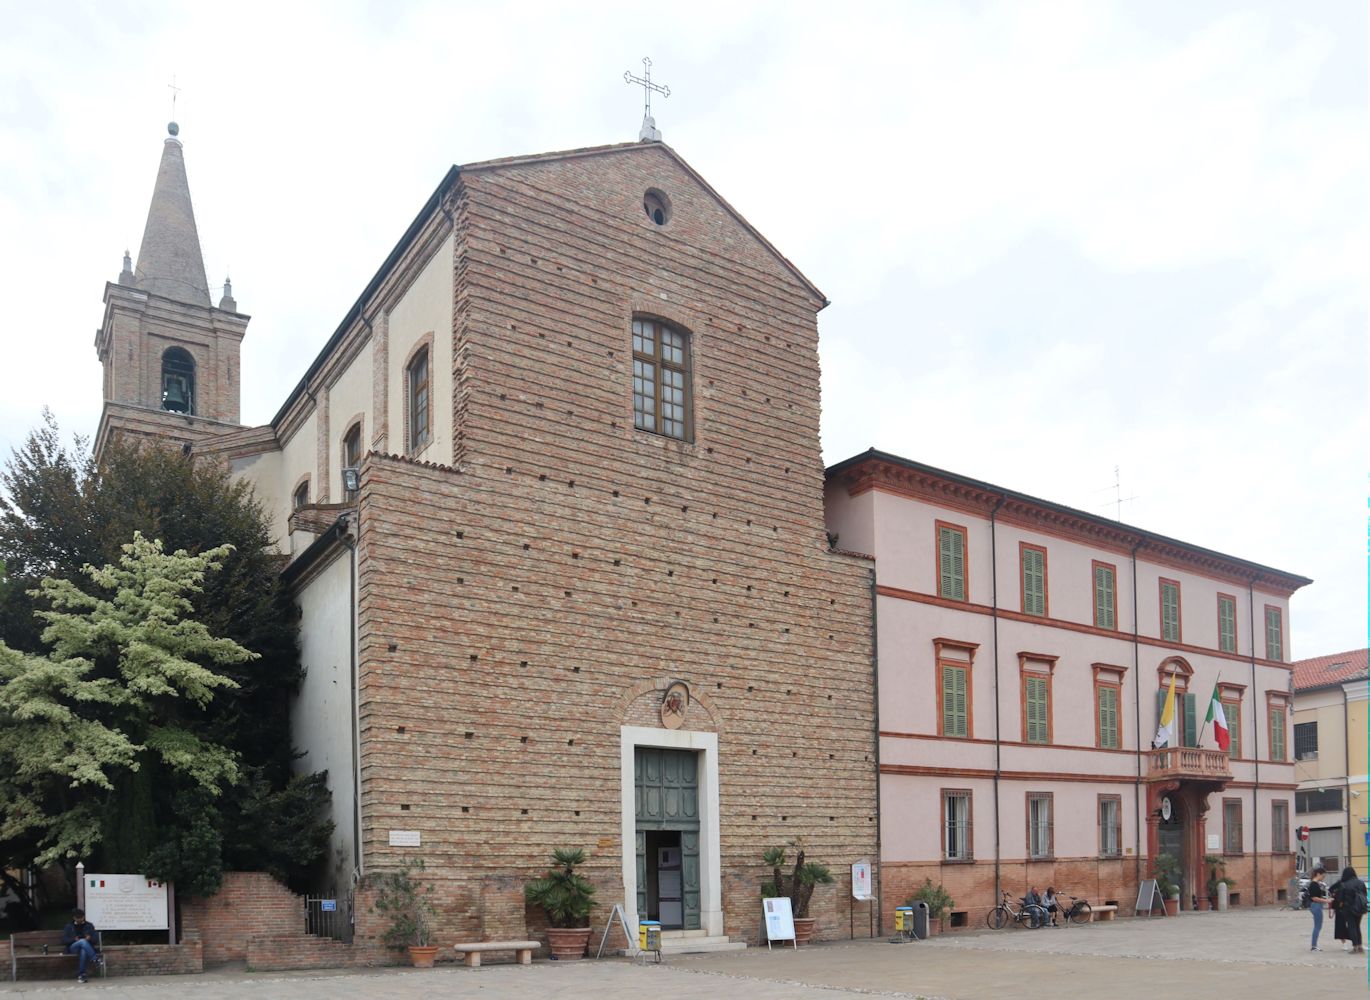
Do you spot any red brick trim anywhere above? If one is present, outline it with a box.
[880,762,1294,789]
[1157,656,1192,689]
[872,584,1293,670]
[880,729,1136,756]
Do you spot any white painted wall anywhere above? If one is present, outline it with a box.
[326,341,374,496]
[293,550,357,887]
[229,448,286,550]
[387,234,454,460]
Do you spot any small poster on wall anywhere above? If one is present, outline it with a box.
[851,861,872,901]
[762,896,797,950]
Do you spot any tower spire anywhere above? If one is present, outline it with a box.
[132,122,210,306]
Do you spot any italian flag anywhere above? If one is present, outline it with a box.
[1206,682,1230,750]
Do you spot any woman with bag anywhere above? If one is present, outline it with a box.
[1330,865,1366,953]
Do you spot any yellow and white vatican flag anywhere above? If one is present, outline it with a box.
[1153,672,1177,748]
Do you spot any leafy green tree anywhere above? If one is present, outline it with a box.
[0,415,331,917]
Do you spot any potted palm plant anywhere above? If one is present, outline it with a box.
[910,878,955,935]
[762,841,835,945]
[525,848,597,960]
[1154,852,1182,917]
[372,861,439,967]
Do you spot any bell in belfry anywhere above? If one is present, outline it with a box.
[162,376,190,413]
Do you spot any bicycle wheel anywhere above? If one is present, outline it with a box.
[1024,904,1046,928]
[1069,901,1092,925]
[987,905,1011,929]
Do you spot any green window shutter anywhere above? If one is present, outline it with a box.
[1228,707,1240,757]
[1271,710,1286,761]
[939,528,965,600]
[1265,609,1282,661]
[1023,550,1045,615]
[943,666,967,737]
[1183,692,1197,748]
[1094,566,1115,629]
[1161,583,1179,642]
[1218,598,1235,653]
[1027,676,1048,743]
[1098,687,1118,749]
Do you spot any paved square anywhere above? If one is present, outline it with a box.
[0,909,1363,998]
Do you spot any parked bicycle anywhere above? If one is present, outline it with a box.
[1046,892,1092,926]
[987,890,1047,929]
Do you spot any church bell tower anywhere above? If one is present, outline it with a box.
[94,122,248,459]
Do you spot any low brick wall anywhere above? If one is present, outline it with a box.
[182,872,306,965]
[106,941,203,977]
[246,933,388,971]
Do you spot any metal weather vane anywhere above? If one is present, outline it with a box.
[624,57,670,141]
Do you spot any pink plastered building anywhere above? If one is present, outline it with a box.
[824,450,1310,927]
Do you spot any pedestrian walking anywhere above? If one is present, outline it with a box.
[1306,866,1327,951]
[1330,865,1367,954]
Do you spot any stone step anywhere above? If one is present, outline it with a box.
[658,935,747,955]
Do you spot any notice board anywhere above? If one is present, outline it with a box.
[1135,878,1164,917]
[85,874,169,930]
[762,896,796,948]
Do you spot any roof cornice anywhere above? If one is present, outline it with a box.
[827,449,1313,596]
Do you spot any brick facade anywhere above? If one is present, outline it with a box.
[334,144,878,944]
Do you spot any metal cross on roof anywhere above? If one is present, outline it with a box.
[624,57,670,141]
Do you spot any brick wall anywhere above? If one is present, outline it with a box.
[344,144,877,945]
[105,942,203,977]
[181,871,307,965]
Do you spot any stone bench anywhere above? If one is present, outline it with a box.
[1089,905,1119,921]
[452,940,540,968]
[10,930,104,981]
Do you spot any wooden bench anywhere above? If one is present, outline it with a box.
[451,939,540,968]
[1089,905,1119,922]
[10,930,104,981]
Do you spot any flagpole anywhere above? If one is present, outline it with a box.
[1197,672,1223,749]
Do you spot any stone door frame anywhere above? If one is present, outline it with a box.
[620,726,722,937]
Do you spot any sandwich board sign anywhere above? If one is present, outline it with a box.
[762,896,797,949]
[85,874,169,930]
[1135,878,1164,918]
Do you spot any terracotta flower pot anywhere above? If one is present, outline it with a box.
[546,926,592,960]
[408,945,439,967]
[1196,896,1210,911]
[1163,896,1179,917]
[793,916,818,945]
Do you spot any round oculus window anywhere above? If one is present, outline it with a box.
[644,189,671,226]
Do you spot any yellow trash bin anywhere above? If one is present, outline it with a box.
[895,906,913,933]
[639,920,661,952]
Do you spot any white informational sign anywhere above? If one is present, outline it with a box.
[762,896,796,949]
[84,874,168,931]
[851,861,872,901]
[1207,833,1221,851]
[388,829,421,847]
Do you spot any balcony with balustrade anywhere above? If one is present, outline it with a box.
[1146,747,1231,784]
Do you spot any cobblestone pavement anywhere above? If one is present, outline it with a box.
[1,908,1364,999]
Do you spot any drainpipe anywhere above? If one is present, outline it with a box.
[1131,540,1147,891]
[869,565,883,936]
[1248,577,1261,905]
[1344,685,1353,869]
[340,513,364,882]
[989,495,1006,905]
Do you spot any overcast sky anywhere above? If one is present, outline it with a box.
[1,1,1364,658]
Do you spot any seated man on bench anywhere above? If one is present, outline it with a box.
[62,908,101,983]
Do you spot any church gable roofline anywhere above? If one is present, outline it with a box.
[272,140,827,431]
[826,448,1313,595]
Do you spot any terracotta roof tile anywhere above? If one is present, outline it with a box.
[1291,648,1368,691]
